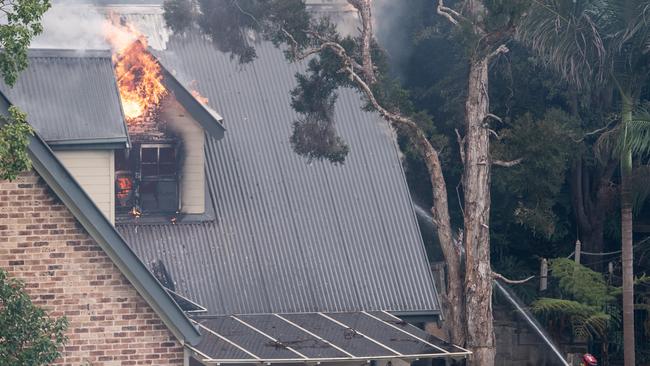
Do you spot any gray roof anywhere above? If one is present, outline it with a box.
[0,92,201,345]
[0,49,128,147]
[117,31,441,317]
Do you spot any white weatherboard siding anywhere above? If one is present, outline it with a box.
[162,98,205,214]
[55,150,115,223]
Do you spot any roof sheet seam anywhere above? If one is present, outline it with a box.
[317,312,402,356]
[194,321,261,360]
[368,311,449,354]
[272,313,355,358]
[230,315,309,360]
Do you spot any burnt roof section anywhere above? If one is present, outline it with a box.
[0,49,128,148]
[117,30,441,317]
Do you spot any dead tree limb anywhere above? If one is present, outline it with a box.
[437,0,462,25]
[493,158,523,167]
[493,272,535,284]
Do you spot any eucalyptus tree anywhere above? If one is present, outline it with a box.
[519,2,650,364]
[164,1,532,364]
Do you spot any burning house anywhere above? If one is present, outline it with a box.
[0,2,471,365]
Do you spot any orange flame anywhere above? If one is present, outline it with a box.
[104,17,167,120]
[191,89,209,105]
[116,176,132,200]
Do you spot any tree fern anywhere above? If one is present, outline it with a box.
[549,258,615,306]
[531,297,610,339]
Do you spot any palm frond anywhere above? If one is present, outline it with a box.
[593,119,621,163]
[518,0,650,90]
[621,113,650,158]
[516,0,609,89]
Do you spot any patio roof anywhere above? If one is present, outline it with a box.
[188,311,470,364]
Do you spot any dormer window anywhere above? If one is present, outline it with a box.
[115,143,179,216]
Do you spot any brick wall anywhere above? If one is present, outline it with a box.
[0,170,185,365]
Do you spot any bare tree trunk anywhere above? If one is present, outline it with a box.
[347,0,375,83]
[621,98,635,366]
[621,171,635,366]
[396,121,465,344]
[463,56,495,366]
[570,157,616,271]
[419,136,466,345]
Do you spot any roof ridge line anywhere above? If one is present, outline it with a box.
[27,48,112,58]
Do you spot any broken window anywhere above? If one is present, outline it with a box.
[115,144,179,215]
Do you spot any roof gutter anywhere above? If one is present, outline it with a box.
[46,137,128,150]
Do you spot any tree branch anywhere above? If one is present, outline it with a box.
[488,44,510,61]
[436,0,461,25]
[346,0,376,83]
[493,272,535,284]
[493,158,523,167]
[485,113,503,124]
[290,30,365,71]
[571,119,617,142]
[455,128,465,166]
[488,128,501,139]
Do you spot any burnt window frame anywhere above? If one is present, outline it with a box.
[115,143,181,216]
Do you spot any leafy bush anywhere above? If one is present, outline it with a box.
[0,268,67,365]
[0,106,33,181]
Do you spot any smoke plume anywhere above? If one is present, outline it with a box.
[32,3,111,49]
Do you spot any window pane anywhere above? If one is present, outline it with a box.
[158,181,178,212]
[159,163,175,176]
[159,147,175,163]
[141,147,157,163]
[141,163,158,177]
[140,181,178,213]
[140,181,158,211]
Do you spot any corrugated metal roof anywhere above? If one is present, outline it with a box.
[116,24,440,315]
[0,49,128,146]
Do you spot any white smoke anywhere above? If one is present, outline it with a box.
[372,0,414,80]
[32,3,110,49]
[31,2,169,51]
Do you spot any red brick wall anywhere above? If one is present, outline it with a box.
[0,170,185,365]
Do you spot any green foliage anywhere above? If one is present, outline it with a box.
[0,268,67,365]
[290,114,349,164]
[162,0,193,34]
[493,109,576,238]
[163,0,310,63]
[531,258,620,339]
[483,0,531,33]
[549,258,615,306]
[531,298,611,339]
[516,0,609,90]
[0,106,33,181]
[0,0,51,86]
[622,110,650,159]
[289,57,349,163]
